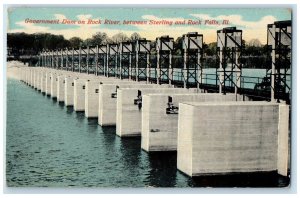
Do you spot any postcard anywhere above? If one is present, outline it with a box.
[5,6,292,189]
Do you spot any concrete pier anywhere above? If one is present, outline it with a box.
[85,79,146,118]
[74,77,107,111]
[33,70,38,89]
[74,78,90,111]
[40,71,47,93]
[30,69,34,87]
[26,68,31,85]
[36,70,42,91]
[64,75,78,106]
[65,74,98,107]
[57,75,66,102]
[116,88,199,137]
[16,63,291,181]
[85,80,102,118]
[141,93,243,152]
[177,102,289,177]
[45,72,52,96]
[25,68,30,85]
[98,83,171,126]
[34,69,42,90]
[50,72,59,98]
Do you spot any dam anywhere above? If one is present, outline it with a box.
[7,21,291,187]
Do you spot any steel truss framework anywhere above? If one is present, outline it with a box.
[107,44,118,77]
[96,45,107,76]
[216,27,242,95]
[156,36,174,85]
[78,47,88,73]
[37,23,292,104]
[53,50,59,69]
[267,20,291,102]
[135,39,151,82]
[72,48,80,72]
[182,32,203,89]
[118,41,133,79]
[66,49,73,71]
[86,46,97,74]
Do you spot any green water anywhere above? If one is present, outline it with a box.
[6,79,289,188]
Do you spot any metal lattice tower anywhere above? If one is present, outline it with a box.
[54,49,59,69]
[156,35,174,85]
[42,50,51,68]
[216,27,242,95]
[267,20,291,103]
[49,51,54,68]
[58,49,62,69]
[39,51,44,67]
[40,50,44,67]
[55,49,60,69]
[59,49,66,70]
[87,46,97,74]
[49,51,53,68]
[73,48,80,72]
[96,45,107,76]
[79,46,88,73]
[118,41,133,79]
[135,38,151,82]
[182,32,203,89]
[50,50,55,68]
[66,48,73,71]
[62,48,67,70]
[106,43,118,77]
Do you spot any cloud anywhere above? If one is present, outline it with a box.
[189,14,278,43]
[9,13,107,39]
[76,14,92,21]
[141,15,185,22]
[127,15,220,43]
[54,14,67,21]
[9,13,136,41]
[190,13,277,29]
[138,14,278,43]
[8,13,279,44]
[13,21,50,32]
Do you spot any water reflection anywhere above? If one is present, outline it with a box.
[86,118,98,132]
[66,106,73,115]
[188,171,290,187]
[6,79,291,188]
[101,126,117,148]
[57,101,65,110]
[75,111,85,122]
[146,152,178,187]
[119,137,142,178]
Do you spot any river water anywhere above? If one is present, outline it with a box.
[6,78,289,188]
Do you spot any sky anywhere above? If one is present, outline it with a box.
[7,7,291,44]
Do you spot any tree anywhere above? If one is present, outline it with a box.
[82,38,93,46]
[174,37,183,55]
[7,32,70,55]
[91,32,109,45]
[130,32,141,41]
[105,37,113,44]
[69,37,83,48]
[205,42,217,56]
[174,37,182,49]
[111,32,129,43]
[248,39,262,47]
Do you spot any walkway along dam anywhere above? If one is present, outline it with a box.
[17,21,291,180]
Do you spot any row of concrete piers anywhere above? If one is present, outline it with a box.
[20,66,289,178]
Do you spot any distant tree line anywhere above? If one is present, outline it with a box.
[7,32,270,68]
[7,32,141,55]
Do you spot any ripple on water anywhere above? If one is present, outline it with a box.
[6,79,290,188]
